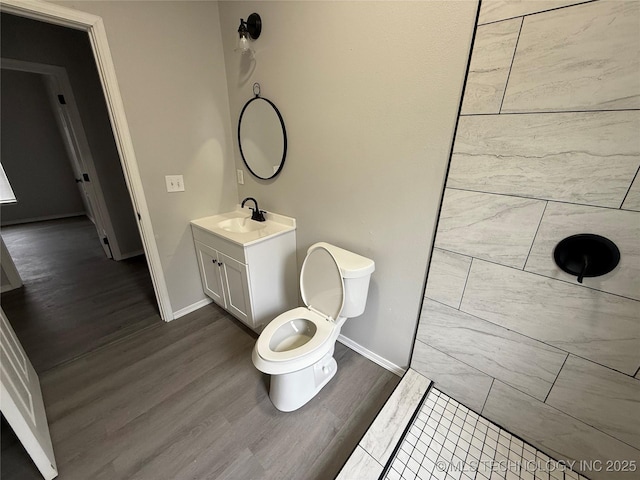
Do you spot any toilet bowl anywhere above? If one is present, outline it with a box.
[252,242,375,412]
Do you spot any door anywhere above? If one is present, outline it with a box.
[45,74,96,223]
[0,58,113,259]
[195,241,225,307]
[219,252,253,324]
[42,70,112,258]
[0,308,58,480]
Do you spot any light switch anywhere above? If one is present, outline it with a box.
[165,175,185,192]
[237,169,244,185]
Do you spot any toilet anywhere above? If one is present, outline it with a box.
[252,242,375,412]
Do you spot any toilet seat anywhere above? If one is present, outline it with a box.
[253,244,346,376]
[255,307,336,362]
[252,317,337,375]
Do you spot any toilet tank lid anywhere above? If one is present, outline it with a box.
[308,242,375,279]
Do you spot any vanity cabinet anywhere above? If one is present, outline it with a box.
[194,241,252,322]
[191,221,297,330]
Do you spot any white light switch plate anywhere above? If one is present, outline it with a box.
[236,169,244,185]
[165,175,185,192]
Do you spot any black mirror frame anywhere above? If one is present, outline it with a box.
[237,96,287,180]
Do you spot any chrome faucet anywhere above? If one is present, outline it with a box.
[241,197,266,222]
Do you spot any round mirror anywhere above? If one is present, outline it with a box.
[238,95,287,180]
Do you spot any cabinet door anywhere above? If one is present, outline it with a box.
[218,252,253,325]
[195,241,225,307]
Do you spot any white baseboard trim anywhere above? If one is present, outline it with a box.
[170,303,406,378]
[116,249,145,260]
[1,283,22,293]
[338,334,406,377]
[0,212,86,226]
[171,297,212,321]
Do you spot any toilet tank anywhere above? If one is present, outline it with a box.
[309,242,375,318]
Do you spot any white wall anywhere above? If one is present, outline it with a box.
[1,69,86,224]
[218,1,477,368]
[37,0,477,369]
[54,1,238,314]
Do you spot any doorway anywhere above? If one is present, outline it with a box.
[0,0,173,322]
[0,13,160,371]
[1,13,165,372]
[1,57,121,260]
[0,3,176,476]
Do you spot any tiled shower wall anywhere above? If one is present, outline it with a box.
[411,1,640,478]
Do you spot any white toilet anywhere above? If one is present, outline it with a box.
[252,242,375,412]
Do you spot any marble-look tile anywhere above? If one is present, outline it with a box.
[461,260,640,375]
[359,369,431,465]
[502,1,640,112]
[417,299,567,401]
[478,0,592,25]
[449,111,640,208]
[434,189,546,268]
[525,202,640,301]
[336,446,383,480]
[460,18,521,115]
[622,174,640,212]
[411,341,493,412]
[482,381,640,480]
[424,249,471,308]
[546,355,640,450]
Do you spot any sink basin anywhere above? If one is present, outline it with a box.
[218,217,266,233]
[191,206,296,247]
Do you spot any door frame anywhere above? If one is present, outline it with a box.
[1,57,117,259]
[1,236,23,293]
[0,0,173,320]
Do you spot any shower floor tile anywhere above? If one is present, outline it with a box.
[381,388,589,480]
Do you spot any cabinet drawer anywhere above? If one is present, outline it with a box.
[191,226,246,263]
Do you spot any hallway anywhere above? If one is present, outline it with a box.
[1,216,159,372]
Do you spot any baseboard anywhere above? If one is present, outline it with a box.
[338,334,406,377]
[0,212,86,226]
[168,302,406,378]
[116,249,145,260]
[1,283,22,294]
[171,297,213,321]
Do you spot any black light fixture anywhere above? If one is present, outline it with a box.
[237,13,262,54]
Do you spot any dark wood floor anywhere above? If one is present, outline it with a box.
[1,216,159,372]
[1,217,400,479]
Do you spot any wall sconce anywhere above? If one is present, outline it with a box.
[237,13,262,54]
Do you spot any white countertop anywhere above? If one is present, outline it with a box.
[190,206,296,247]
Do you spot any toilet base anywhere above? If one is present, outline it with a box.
[268,350,337,412]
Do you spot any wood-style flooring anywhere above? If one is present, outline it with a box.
[1,217,400,479]
[1,216,159,372]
